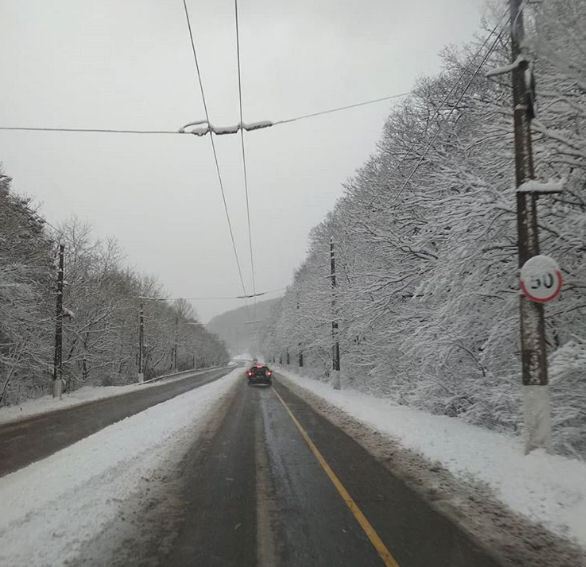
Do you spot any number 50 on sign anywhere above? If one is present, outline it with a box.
[520,255,563,303]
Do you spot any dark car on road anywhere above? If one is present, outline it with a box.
[246,364,273,386]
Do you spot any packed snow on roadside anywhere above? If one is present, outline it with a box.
[0,368,241,567]
[277,369,586,548]
[0,367,219,425]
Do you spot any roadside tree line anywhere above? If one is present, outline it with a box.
[0,185,229,405]
[260,0,586,458]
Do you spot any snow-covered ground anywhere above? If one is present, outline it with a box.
[0,368,241,566]
[0,367,220,425]
[276,369,586,549]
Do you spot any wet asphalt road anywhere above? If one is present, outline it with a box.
[149,376,503,567]
[0,367,231,478]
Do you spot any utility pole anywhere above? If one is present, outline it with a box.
[330,238,341,389]
[52,244,65,399]
[173,315,179,372]
[138,301,145,383]
[509,0,550,452]
[286,347,290,365]
[297,293,303,368]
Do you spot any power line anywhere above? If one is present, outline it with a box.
[140,295,253,301]
[0,10,512,221]
[138,287,285,302]
[360,11,509,211]
[0,126,188,135]
[0,92,411,137]
[234,0,257,305]
[181,0,248,297]
[273,92,411,125]
[391,18,508,204]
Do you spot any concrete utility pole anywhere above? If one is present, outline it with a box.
[138,302,145,383]
[330,238,341,389]
[509,0,551,452]
[52,244,65,399]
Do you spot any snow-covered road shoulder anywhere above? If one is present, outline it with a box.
[0,368,241,566]
[276,369,586,552]
[0,367,224,426]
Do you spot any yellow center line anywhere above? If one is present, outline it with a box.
[272,386,400,567]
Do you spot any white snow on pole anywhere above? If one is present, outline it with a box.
[486,54,527,77]
[331,369,341,390]
[62,307,75,319]
[523,385,552,454]
[517,178,566,193]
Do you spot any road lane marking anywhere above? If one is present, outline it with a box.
[272,387,400,567]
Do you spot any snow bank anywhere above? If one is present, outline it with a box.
[0,368,241,566]
[0,367,218,425]
[277,369,586,548]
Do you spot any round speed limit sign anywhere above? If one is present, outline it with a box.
[520,255,563,303]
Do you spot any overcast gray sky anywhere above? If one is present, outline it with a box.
[0,0,487,322]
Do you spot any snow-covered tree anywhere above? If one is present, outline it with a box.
[261,1,585,457]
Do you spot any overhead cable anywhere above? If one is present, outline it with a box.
[233,0,257,306]
[391,18,509,204]
[138,287,284,302]
[272,92,411,125]
[0,92,411,137]
[0,126,190,135]
[181,0,248,297]
[360,9,510,211]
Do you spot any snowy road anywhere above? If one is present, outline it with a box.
[96,378,503,567]
[0,368,242,566]
[0,366,232,477]
[1,370,583,566]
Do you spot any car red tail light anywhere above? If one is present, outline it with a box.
[247,371,252,377]
[267,371,272,376]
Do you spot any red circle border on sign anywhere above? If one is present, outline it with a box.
[520,269,563,303]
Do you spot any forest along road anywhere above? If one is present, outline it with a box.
[0,366,233,477]
[127,375,504,567]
